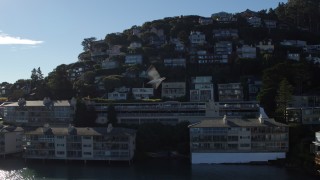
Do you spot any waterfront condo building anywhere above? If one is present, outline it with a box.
[24,124,136,162]
[313,131,320,166]
[2,98,75,127]
[0,125,24,156]
[189,115,289,163]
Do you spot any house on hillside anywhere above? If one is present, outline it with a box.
[190,76,214,102]
[256,41,274,54]
[237,45,257,59]
[214,41,232,63]
[218,83,243,101]
[132,88,154,100]
[189,31,206,45]
[125,55,143,65]
[90,40,108,61]
[247,16,262,27]
[212,29,238,40]
[161,82,186,100]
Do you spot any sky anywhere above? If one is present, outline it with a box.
[0,0,287,84]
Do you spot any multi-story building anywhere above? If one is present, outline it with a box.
[2,98,75,126]
[132,88,154,100]
[237,45,257,59]
[218,83,244,101]
[214,41,232,63]
[0,125,24,156]
[189,115,289,163]
[189,31,206,45]
[312,131,320,167]
[161,82,186,100]
[286,95,320,124]
[92,101,261,125]
[190,50,215,64]
[212,29,238,40]
[24,124,136,162]
[219,101,260,117]
[190,76,214,102]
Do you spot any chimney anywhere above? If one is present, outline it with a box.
[223,115,227,124]
[258,114,264,124]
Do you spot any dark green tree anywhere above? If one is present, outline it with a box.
[47,64,74,100]
[275,78,293,123]
[81,37,96,52]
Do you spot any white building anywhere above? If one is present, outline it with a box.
[189,116,289,164]
[0,125,24,156]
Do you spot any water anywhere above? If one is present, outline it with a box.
[0,157,318,180]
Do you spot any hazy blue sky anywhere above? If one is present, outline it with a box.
[0,0,287,83]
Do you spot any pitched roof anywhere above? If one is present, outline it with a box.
[189,117,288,128]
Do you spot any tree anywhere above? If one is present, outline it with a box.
[74,99,97,127]
[81,37,96,52]
[47,64,74,100]
[102,75,122,92]
[275,78,293,123]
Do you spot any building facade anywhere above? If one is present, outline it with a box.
[313,131,320,167]
[24,125,136,161]
[190,76,214,102]
[189,116,289,163]
[2,99,75,126]
[0,125,24,156]
[218,83,244,101]
[161,82,186,100]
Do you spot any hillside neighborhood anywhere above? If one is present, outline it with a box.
[0,0,320,175]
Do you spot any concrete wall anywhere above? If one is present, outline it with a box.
[191,152,286,164]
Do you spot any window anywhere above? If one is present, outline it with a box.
[57,151,65,155]
[84,152,92,155]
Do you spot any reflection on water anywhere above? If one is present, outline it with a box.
[0,169,35,180]
[0,157,318,180]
